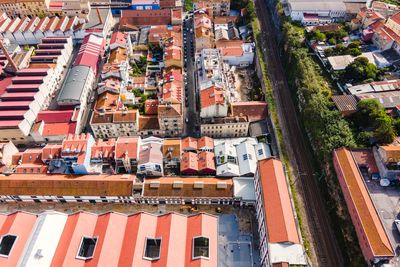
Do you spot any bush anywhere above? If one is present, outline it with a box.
[328,38,337,45]
[347,48,362,57]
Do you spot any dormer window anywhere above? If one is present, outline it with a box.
[192,236,209,260]
[0,234,17,257]
[143,237,161,260]
[76,237,97,260]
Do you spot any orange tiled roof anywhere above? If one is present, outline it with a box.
[334,148,394,257]
[200,85,225,108]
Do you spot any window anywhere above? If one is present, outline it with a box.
[76,237,97,260]
[0,235,17,257]
[193,236,209,259]
[243,154,248,161]
[143,237,161,260]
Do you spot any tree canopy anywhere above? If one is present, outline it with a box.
[343,57,377,82]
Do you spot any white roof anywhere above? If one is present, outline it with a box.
[18,211,68,267]
[328,52,376,71]
[233,177,256,201]
[347,83,374,94]
[216,163,240,177]
[269,243,308,266]
[236,141,257,176]
[288,0,346,12]
[254,143,271,161]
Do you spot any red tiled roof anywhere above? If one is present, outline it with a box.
[333,148,394,258]
[36,110,74,123]
[91,138,116,159]
[200,85,225,108]
[231,101,268,122]
[115,137,139,159]
[41,122,77,136]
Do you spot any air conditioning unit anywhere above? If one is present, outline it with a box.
[193,181,204,189]
[173,181,183,189]
[150,181,160,188]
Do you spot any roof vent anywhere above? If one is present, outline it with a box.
[193,181,204,189]
[173,180,183,189]
[150,181,160,188]
[217,181,227,189]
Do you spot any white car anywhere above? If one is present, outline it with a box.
[185,118,189,123]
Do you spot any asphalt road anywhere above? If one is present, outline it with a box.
[182,14,200,137]
[255,1,344,266]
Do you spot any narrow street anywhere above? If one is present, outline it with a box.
[183,14,200,137]
[255,1,344,266]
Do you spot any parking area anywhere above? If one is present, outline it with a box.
[365,178,400,265]
[218,214,260,267]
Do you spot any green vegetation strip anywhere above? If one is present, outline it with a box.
[280,16,366,267]
[248,0,311,257]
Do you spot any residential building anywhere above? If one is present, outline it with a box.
[181,150,216,175]
[214,140,240,177]
[201,116,249,138]
[182,136,214,152]
[371,1,399,18]
[231,101,268,122]
[158,103,183,136]
[119,9,172,28]
[90,138,116,169]
[197,49,226,89]
[137,136,163,176]
[131,0,160,10]
[286,0,347,25]
[216,40,255,67]
[254,158,307,266]
[333,148,394,265]
[194,0,230,16]
[163,138,180,169]
[0,140,18,167]
[56,133,96,174]
[194,13,214,52]
[84,8,113,38]
[90,109,138,139]
[138,115,162,136]
[232,176,256,206]
[236,139,258,177]
[200,85,227,118]
[14,148,48,174]
[0,211,218,267]
[114,136,140,173]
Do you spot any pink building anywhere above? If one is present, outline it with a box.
[0,211,218,267]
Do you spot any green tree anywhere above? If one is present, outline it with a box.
[347,48,362,57]
[314,30,326,42]
[328,38,336,45]
[344,57,377,82]
[374,115,396,144]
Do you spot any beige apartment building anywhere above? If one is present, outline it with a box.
[201,116,249,138]
[90,109,138,139]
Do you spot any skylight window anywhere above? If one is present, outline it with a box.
[144,237,162,260]
[0,235,17,257]
[76,237,97,260]
[193,236,209,259]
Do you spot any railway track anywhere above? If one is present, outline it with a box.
[254,1,344,266]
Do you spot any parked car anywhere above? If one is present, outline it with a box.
[395,219,400,234]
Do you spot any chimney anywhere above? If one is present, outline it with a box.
[0,39,17,73]
[96,8,103,25]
